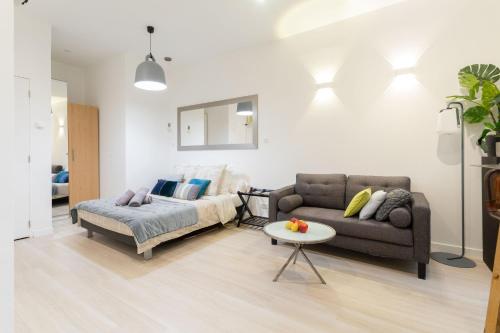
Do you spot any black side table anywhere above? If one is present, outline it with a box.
[236,187,273,228]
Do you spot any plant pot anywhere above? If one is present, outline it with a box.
[486,135,500,158]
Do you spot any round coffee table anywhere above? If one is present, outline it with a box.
[263,221,336,284]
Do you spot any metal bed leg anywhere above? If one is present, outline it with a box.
[87,230,93,238]
[143,249,153,260]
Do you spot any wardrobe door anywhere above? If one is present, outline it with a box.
[68,104,99,208]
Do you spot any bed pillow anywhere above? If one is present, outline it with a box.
[173,183,201,201]
[54,171,69,183]
[159,181,178,197]
[359,190,387,220]
[193,165,226,196]
[189,179,211,199]
[151,179,167,195]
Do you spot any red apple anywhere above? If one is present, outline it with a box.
[290,217,298,222]
[299,223,308,233]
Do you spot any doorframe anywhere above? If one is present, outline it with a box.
[14,75,32,239]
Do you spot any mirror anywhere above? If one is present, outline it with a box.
[178,95,258,150]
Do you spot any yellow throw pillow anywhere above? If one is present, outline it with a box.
[344,188,372,217]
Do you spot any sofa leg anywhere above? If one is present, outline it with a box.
[271,238,277,245]
[418,262,426,280]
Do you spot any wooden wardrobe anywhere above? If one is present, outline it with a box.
[68,103,100,208]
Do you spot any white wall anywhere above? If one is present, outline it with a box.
[0,2,14,332]
[15,9,52,237]
[87,0,500,255]
[52,61,86,104]
[85,55,127,198]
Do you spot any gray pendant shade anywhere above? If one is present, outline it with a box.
[134,55,167,91]
[236,101,253,116]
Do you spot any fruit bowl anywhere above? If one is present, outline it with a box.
[285,217,309,233]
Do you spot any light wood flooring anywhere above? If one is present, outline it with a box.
[15,214,491,332]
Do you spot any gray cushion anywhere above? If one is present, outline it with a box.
[277,207,413,246]
[346,175,410,208]
[389,205,412,228]
[375,189,412,221]
[278,194,303,213]
[295,174,346,210]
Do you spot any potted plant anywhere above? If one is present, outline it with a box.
[448,64,500,155]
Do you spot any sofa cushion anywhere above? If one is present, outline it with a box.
[277,207,413,246]
[375,189,412,221]
[344,188,371,217]
[389,205,412,228]
[295,174,346,210]
[346,175,410,209]
[278,194,303,213]
[359,190,387,220]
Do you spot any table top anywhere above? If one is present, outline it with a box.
[263,221,336,244]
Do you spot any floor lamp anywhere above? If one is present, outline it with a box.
[432,101,476,268]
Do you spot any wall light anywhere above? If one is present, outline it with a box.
[392,67,418,90]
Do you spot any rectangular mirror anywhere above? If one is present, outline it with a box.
[178,95,258,151]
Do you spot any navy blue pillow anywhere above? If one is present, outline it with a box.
[151,179,167,195]
[55,171,69,183]
[159,181,178,197]
[188,179,211,199]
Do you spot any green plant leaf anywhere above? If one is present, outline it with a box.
[485,122,496,130]
[459,64,500,84]
[463,106,490,123]
[459,72,480,89]
[482,81,500,107]
[478,128,492,146]
[446,94,476,101]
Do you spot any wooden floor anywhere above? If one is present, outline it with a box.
[15,215,491,333]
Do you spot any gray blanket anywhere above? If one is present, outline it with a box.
[75,198,198,244]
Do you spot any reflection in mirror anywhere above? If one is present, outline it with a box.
[178,95,258,150]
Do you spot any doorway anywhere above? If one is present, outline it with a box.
[51,80,70,227]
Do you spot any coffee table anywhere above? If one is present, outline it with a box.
[263,221,336,284]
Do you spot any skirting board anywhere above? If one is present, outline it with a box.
[431,241,482,259]
[31,226,53,237]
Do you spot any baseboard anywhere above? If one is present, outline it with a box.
[431,241,483,259]
[31,226,54,237]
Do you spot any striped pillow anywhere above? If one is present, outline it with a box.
[173,183,201,201]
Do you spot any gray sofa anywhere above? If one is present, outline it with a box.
[269,174,431,279]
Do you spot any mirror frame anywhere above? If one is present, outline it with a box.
[177,95,258,151]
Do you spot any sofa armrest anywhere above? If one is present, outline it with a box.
[411,192,431,264]
[269,185,295,222]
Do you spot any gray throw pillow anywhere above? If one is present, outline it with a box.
[375,189,412,221]
[389,205,412,228]
[359,190,387,220]
[278,194,303,213]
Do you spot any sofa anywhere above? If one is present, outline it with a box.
[269,174,431,279]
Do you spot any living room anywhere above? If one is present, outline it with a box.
[2,0,500,332]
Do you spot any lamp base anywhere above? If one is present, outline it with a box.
[431,252,476,268]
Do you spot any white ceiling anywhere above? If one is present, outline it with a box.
[18,0,406,67]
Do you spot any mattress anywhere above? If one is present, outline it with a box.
[53,183,69,197]
[77,194,240,254]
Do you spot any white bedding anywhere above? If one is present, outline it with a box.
[150,193,239,225]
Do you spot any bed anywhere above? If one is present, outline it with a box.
[52,165,69,201]
[73,165,248,259]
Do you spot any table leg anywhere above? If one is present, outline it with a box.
[273,246,300,282]
[293,244,300,264]
[300,248,326,284]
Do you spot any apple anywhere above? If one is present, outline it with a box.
[290,222,299,232]
[299,223,309,233]
[285,221,292,230]
[290,217,298,222]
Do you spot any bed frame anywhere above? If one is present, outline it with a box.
[80,219,223,260]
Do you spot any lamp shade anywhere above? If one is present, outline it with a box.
[436,108,460,135]
[134,56,167,91]
[236,101,253,116]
